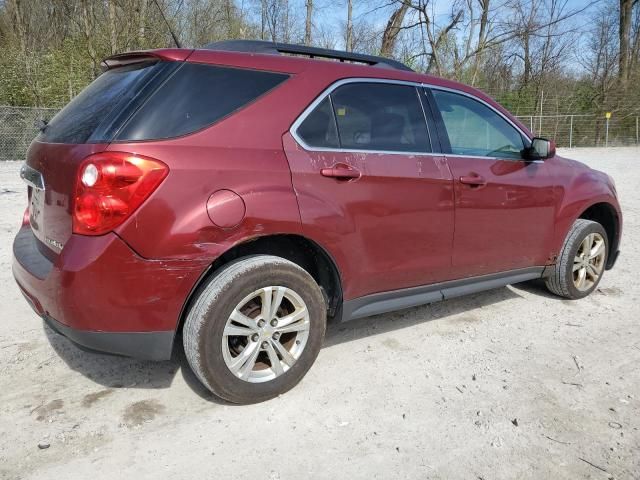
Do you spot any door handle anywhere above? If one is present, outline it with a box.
[320,164,361,180]
[459,174,487,186]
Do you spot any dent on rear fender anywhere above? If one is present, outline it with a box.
[44,233,211,331]
[118,186,304,261]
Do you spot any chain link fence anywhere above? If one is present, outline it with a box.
[1,105,639,162]
[0,106,59,161]
[516,114,640,148]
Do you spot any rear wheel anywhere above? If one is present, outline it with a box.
[183,255,326,404]
[545,219,608,299]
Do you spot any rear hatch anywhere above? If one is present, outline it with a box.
[23,57,178,258]
[23,49,290,259]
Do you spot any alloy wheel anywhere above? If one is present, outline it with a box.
[572,232,606,291]
[221,286,310,383]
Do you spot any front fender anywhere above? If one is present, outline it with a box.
[551,160,622,261]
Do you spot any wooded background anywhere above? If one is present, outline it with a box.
[0,0,638,149]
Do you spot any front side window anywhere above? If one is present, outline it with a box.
[432,90,525,159]
[296,82,431,153]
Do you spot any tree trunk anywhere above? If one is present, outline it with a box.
[380,2,409,57]
[81,0,98,77]
[470,0,490,85]
[523,30,531,85]
[261,0,267,40]
[138,0,148,48]
[8,0,27,53]
[619,0,634,83]
[305,0,313,45]
[283,0,290,42]
[631,5,640,73]
[346,0,353,51]
[109,0,117,54]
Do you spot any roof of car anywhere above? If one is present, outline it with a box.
[105,44,457,89]
[203,40,414,72]
[102,44,533,138]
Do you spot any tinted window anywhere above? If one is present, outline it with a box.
[330,83,430,152]
[296,97,339,148]
[432,90,525,159]
[39,62,158,144]
[116,64,288,141]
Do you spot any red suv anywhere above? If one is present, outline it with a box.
[13,40,621,403]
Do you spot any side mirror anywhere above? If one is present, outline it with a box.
[523,137,556,160]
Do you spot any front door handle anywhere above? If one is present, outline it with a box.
[321,163,361,180]
[459,174,487,186]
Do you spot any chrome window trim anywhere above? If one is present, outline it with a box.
[415,85,434,150]
[290,78,437,157]
[443,152,543,163]
[289,77,533,158]
[20,163,45,190]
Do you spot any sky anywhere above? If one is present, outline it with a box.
[309,0,602,52]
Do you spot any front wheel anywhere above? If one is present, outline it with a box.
[183,255,326,404]
[545,219,608,299]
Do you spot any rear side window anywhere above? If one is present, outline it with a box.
[115,64,288,141]
[39,62,158,144]
[432,89,525,159]
[331,83,430,153]
[296,97,339,148]
[295,82,431,153]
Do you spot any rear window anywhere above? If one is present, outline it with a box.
[38,62,289,144]
[115,64,289,141]
[39,62,159,144]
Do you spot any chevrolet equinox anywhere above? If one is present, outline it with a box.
[13,40,622,403]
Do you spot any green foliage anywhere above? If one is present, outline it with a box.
[0,34,101,107]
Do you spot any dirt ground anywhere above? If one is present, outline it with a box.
[0,147,638,480]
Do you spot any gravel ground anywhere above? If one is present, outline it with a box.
[0,147,638,480]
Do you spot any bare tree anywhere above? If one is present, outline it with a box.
[346,0,353,51]
[7,0,27,52]
[80,0,98,75]
[630,0,640,72]
[109,0,117,54]
[138,0,148,47]
[381,1,410,57]
[619,0,639,83]
[305,0,313,45]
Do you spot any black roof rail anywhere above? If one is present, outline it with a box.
[203,40,414,72]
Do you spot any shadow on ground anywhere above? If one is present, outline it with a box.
[44,284,524,401]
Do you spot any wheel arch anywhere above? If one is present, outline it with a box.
[175,234,343,338]
[577,201,621,269]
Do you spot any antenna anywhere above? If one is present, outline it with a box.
[152,0,182,48]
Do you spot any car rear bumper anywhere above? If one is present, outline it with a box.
[41,313,174,360]
[12,225,209,360]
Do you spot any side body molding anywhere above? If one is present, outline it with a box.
[341,267,546,321]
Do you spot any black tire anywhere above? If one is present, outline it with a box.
[545,219,608,299]
[183,255,326,404]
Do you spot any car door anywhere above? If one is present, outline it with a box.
[425,87,558,278]
[283,80,455,300]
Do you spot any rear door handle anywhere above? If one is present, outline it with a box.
[321,163,361,180]
[459,174,487,186]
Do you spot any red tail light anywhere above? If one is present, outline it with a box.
[73,152,168,236]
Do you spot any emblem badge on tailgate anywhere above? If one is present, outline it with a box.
[45,237,64,250]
